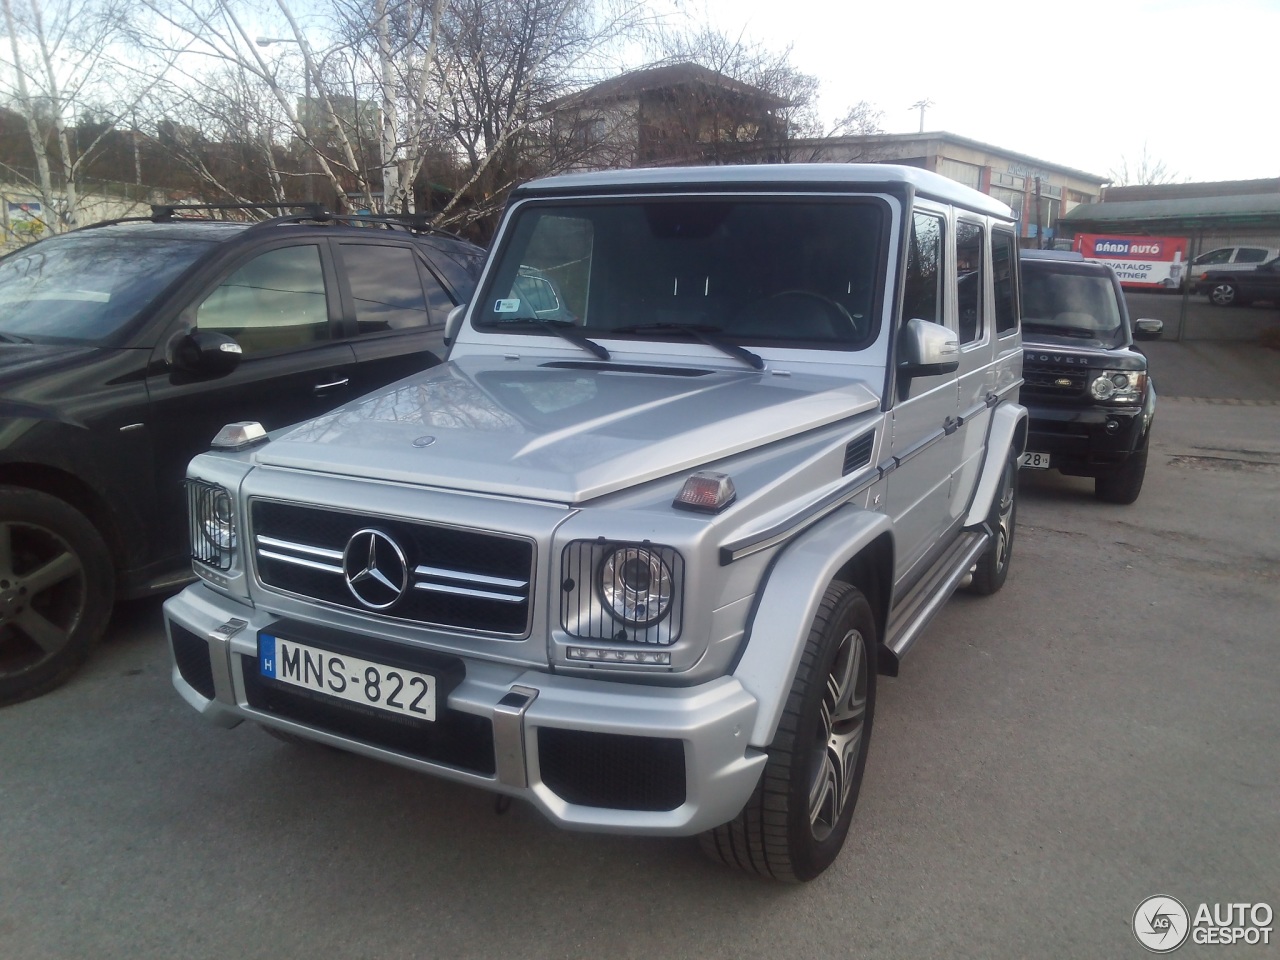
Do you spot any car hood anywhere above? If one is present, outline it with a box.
[1023,337,1148,369]
[0,341,100,385]
[254,355,881,503]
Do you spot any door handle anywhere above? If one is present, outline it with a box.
[313,378,350,393]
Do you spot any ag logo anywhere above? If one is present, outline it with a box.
[1133,895,1190,953]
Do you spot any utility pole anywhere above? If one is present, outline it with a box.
[910,99,934,133]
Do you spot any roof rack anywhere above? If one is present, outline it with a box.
[149,202,327,221]
[257,210,466,241]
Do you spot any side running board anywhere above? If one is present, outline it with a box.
[881,530,990,673]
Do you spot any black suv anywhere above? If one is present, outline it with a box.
[1019,251,1162,504]
[0,206,483,704]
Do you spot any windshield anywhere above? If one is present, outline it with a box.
[476,198,886,349]
[0,234,213,344]
[1021,265,1125,341]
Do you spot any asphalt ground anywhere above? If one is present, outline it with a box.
[1,340,1277,959]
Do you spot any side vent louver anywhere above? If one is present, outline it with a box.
[843,432,875,476]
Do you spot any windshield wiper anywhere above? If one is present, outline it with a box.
[493,317,610,361]
[0,331,32,344]
[611,323,765,370]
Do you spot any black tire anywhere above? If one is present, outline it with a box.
[701,582,876,882]
[968,453,1017,595]
[0,487,115,706]
[1208,281,1237,306]
[1094,438,1150,505]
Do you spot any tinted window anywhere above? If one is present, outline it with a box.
[955,220,985,344]
[339,243,443,333]
[477,199,885,348]
[1235,248,1269,264]
[196,245,329,355]
[903,212,944,326]
[993,231,1018,335]
[1022,265,1123,339]
[0,235,212,344]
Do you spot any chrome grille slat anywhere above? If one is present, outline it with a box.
[250,499,535,638]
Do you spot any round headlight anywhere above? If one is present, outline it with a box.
[1112,373,1130,389]
[599,546,673,626]
[1090,374,1116,400]
[201,493,236,550]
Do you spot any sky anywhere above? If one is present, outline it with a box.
[670,0,1280,184]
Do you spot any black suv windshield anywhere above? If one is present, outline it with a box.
[476,199,885,349]
[1021,262,1125,343]
[0,234,214,344]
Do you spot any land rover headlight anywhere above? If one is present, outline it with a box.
[599,546,674,627]
[1090,370,1146,404]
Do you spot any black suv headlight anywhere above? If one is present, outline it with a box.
[1089,370,1146,404]
[561,540,684,645]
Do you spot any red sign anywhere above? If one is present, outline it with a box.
[1073,233,1190,288]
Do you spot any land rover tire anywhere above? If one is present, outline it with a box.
[701,582,876,881]
[0,487,115,706]
[968,452,1018,595]
[1094,436,1150,505]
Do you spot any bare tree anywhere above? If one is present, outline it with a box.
[1110,143,1179,186]
[0,0,167,232]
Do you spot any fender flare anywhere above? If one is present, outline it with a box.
[733,505,893,747]
[962,401,1027,529]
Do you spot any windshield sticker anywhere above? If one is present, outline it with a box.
[494,298,521,313]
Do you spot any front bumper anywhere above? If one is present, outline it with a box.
[164,583,765,836]
[1024,401,1149,477]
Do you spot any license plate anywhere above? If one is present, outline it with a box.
[1020,451,1051,470]
[258,634,437,721]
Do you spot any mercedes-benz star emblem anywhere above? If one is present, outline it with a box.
[342,528,410,610]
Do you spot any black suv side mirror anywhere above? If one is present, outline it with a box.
[171,330,244,377]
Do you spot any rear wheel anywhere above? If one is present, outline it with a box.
[700,582,876,881]
[0,487,115,705]
[968,453,1017,595]
[1208,281,1238,306]
[1094,438,1150,505]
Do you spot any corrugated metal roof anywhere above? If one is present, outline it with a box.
[1063,193,1280,227]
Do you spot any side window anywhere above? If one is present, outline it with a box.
[339,243,444,334]
[196,245,330,356]
[1195,248,1232,266]
[992,230,1018,335]
[903,212,944,326]
[1235,248,1268,264]
[955,220,985,344]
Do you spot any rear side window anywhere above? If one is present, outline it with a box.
[955,220,985,344]
[903,212,944,326]
[992,231,1018,335]
[1236,248,1270,264]
[339,243,441,333]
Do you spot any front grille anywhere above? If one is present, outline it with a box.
[250,500,534,636]
[171,624,216,699]
[241,654,495,774]
[537,728,686,811]
[1022,362,1091,400]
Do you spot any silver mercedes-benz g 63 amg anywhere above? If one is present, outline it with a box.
[165,164,1026,881]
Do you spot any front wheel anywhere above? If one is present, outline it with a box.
[1094,438,1150,505]
[700,582,876,881]
[1208,282,1238,306]
[0,487,115,705]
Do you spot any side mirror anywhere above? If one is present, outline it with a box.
[1133,318,1164,341]
[172,330,243,377]
[899,318,959,377]
[444,303,467,347]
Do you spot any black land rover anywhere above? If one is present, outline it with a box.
[0,206,483,704]
[1019,250,1163,504]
